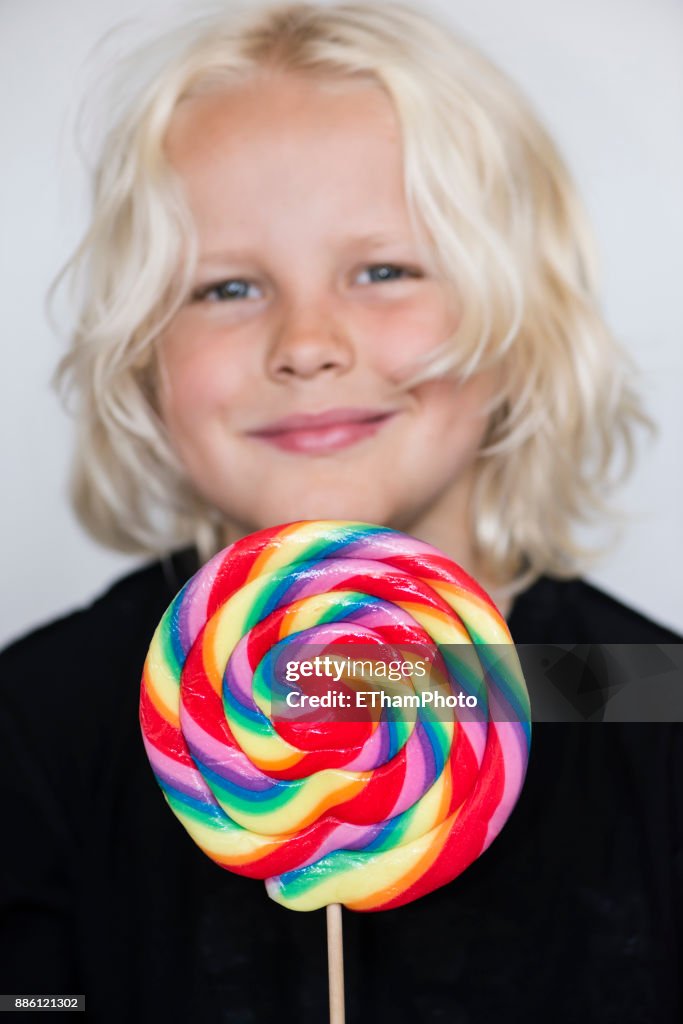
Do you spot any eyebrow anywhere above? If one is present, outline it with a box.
[196,233,414,264]
[342,232,410,247]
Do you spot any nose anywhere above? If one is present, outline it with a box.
[266,302,355,382]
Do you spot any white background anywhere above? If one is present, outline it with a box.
[1,0,682,646]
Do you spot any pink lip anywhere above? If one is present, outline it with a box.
[248,407,397,454]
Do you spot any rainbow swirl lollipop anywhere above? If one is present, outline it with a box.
[139,520,530,911]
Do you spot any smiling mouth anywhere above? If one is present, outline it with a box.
[247,408,397,455]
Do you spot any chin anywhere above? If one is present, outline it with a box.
[252,491,393,529]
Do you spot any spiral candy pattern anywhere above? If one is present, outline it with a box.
[140,520,530,912]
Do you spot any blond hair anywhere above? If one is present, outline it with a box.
[55,0,653,596]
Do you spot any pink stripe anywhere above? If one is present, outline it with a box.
[296,820,378,868]
[226,640,255,703]
[386,729,429,815]
[482,722,528,848]
[459,719,487,766]
[342,723,387,770]
[143,736,213,800]
[185,550,225,643]
[180,705,268,783]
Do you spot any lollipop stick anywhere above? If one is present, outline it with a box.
[326,903,346,1024]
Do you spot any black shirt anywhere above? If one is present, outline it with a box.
[1,553,681,1022]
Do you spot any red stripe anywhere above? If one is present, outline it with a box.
[207,525,284,617]
[333,748,407,825]
[372,725,506,910]
[329,571,456,615]
[225,817,341,879]
[378,552,494,605]
[139,679,193,765]
[181,632,239,750]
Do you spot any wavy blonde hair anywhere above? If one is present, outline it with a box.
[55,0,653,597]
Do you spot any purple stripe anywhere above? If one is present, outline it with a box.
[143,737,217,805]
[180,704,274,791]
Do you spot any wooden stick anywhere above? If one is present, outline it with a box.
[326,903,345,1024]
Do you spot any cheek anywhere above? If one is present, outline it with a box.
[415,373,496,444]
[368,291,460,379]
[157,328,241,435]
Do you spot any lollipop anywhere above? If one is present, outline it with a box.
[139,520,530,913]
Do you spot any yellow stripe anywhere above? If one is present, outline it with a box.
[144,630,180,725]
[248,520,365,578]
[430,582,512,642]
[268,815,452,912]
[173,808,277,859]
[248,522,310,579]
[229,716,303,771]
[214,768,369,836]
[397,602,470,644]
[279,591,351,635]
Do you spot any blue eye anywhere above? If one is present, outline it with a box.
[192,279,258,302]
[358,264,417,284]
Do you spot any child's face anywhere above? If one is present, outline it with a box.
[159,73,499,563]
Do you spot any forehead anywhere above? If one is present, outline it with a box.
[164,73,404,203]
[166,70,399,155]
